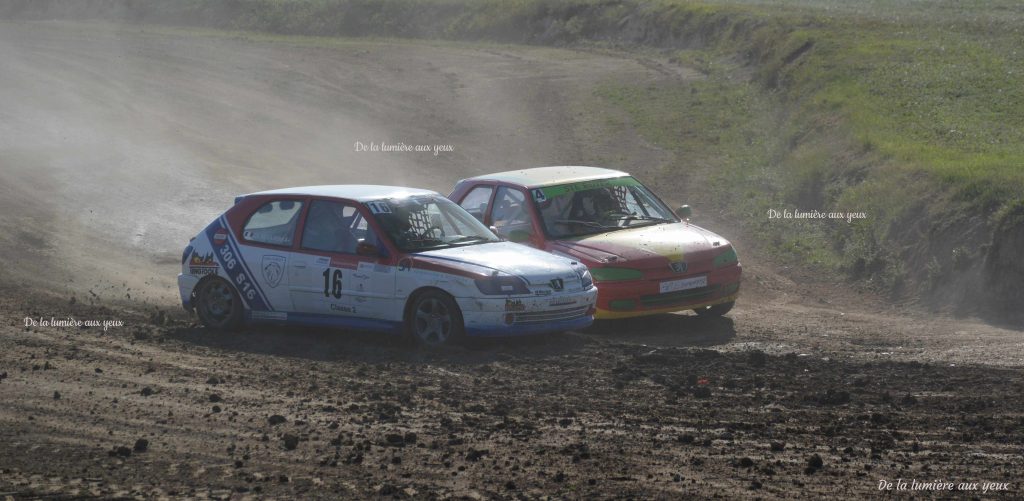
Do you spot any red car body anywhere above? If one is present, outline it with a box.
[449,166,741,319]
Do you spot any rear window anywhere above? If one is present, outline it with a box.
[242,200,303,247]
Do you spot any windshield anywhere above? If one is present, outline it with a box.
[531,177,678,238]
[366,195,501,252]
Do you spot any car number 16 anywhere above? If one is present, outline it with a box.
[322,268,343,298]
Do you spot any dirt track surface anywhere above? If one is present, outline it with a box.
[1,21,1022,499]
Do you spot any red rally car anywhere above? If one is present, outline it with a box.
[449,166,741,319]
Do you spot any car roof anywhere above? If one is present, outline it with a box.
[244,185,439,202]
[462,166,629,189]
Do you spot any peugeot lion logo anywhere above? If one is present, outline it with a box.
[549,278,564,291]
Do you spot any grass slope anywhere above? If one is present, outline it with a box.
[592,0,1024,316]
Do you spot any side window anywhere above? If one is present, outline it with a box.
[351,210,381,249]
[302,200,376,254]
[491,187,536,243]
[458,186,493,223]
[242,200,303,247]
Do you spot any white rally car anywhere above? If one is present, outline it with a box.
[177,185,597,345]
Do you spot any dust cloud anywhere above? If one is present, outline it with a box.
[0,21,660,304]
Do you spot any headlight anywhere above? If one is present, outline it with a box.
[578,268,594,289]
[713,247,738,268]
[589,267,643,282]
[475,273,530,295]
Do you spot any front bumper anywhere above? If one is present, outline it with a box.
[594,263,741,319]
[457,287,598,337]
[177,273,200,310]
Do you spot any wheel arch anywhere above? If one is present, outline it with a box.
[191,273,245,310]
[402,286,462,325]
[192,272,247,331]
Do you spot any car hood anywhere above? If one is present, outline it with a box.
[550,222,727,269]
[416,241,579,285]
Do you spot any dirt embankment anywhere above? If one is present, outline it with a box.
[982,201,1024,321]
[0,0,760,47]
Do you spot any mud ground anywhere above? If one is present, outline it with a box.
[2,286,1022,499]
[1,21,1022,499]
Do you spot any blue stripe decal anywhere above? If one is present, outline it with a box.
[221,216,274,310]
[204,218,271,311]
[247,311,402,334]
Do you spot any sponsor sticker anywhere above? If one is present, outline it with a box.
[505,299,526,312]
[549,298,577,307]
[329,257,357,269]
[330,303,356,314]
[213,229,229,246]
[356,261,391,274]
[659,275,707,294]
[249,311,287,321]
[188,250,219,276]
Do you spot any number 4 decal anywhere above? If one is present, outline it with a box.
[322,268,342,298]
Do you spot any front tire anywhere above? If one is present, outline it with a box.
[406,290,464,346]
[694,301,734,317]
[195,277,243,330]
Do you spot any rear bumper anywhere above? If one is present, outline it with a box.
[177,273,199,310]
[594,263,741,319]
[457,287,597,337]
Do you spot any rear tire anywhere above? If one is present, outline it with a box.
[694,301,734,317]
[195,277,243,330]
[406,290,465,347]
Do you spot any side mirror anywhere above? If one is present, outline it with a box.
[489,225,504,241]
[677,205,692,219]
[356,240,380,257]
